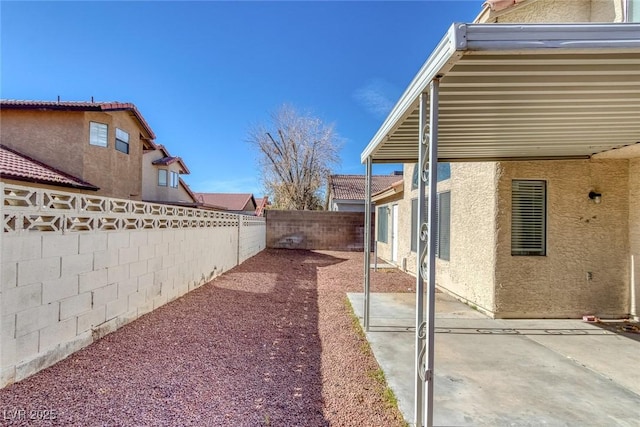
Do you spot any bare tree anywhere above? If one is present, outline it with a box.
[248,105,340,210]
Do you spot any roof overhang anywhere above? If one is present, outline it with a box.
[361,23,640,164]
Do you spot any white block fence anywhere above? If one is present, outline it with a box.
[0,183,266,387]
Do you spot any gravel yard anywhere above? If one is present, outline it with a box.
[1,249,414,426]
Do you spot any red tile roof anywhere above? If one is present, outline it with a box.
[254,196,270,216]
[0,145,99,190]
[1,99,157,143]
[328,174,402,200]
[150,145,190,174]
[194,193,257,212]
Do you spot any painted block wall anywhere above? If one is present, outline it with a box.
[0,186,266,388]
[266,210,373,251]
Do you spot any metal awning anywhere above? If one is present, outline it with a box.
[361,23,640,164]
[360,22,640,427]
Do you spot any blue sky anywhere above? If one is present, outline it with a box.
[1,1,480,196]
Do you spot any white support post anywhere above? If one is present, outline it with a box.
[414,91,428,427]
[425,78,440,427]
[364,156,373,331]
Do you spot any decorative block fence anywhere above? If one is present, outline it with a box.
[0,183,266,387]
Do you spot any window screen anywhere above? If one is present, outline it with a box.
[512,180,546,256]
[115,128,130,154]
[158,169,168,186]
[377,206,388,243]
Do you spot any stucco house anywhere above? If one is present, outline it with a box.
[0,100,157,200]
[142,145,198,207]
[368,0,640,320]
[326,173,403,212]
[0,144,100,193]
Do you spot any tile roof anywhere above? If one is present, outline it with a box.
[1,99,157,143]
[328,174,402,200]
[152,145,190,173]
[254,196,270,217]
[0,145,99,190]
[193,193,257,212]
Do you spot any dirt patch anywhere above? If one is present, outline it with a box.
[0,249,412,426]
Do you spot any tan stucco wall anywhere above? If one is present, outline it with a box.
[375,163,498,314]
[1,110,86,178]
[436,163,498,314]
[142,150,193,204]
[83,111,144,200]
[0,110,144,200]
[494,159,629,318]
[492,0,621,23]
[629,158,640,318]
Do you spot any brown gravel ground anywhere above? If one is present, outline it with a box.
[0,249,415,427]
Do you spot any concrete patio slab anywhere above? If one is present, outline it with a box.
[348,292,640,427]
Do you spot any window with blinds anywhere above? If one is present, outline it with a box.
[377,206,388,243]
[437,191,451,261]
[89,122,108,147]
[511,180,546,256]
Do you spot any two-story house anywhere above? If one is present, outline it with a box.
[0,100,157,200]
[367,0,640,319]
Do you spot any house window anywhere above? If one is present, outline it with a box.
[158,169,168,186]
[411,163,451,190]
[115,128,130,154]
[377,206,388,243]
[89,122,108,147]
[170,171,179,188]
[411,193,449,261]
[512,180,546,256]
[436,191,451,261]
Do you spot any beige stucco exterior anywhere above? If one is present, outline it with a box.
[142,149,195,205]
[495,159,629,318]
[0,109,148,200]
[375,157,635,319]
[372,0,638,320]
[477,0,624,24]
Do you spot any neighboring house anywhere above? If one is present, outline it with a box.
[0,100,157,200]
[326,173,403,212]
[254,196,270,217]
[194,192,258,215]
[142,145,198,207]
[0,144,99,192]
[367,0,640,319]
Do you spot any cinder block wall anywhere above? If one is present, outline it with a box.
[266,210,373,251]
[0,184,266,388]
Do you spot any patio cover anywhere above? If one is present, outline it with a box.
[361,23,640,164]
[360,22,640,427]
